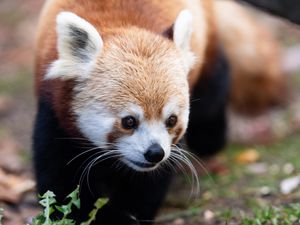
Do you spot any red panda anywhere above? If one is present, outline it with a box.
[33,0,283,224]
[214,0,286,114]
[33,0,224,224]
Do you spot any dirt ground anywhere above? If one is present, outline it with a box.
[0,0,300,224]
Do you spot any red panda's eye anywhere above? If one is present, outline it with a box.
[166,115,177,128]
[122,116,138,130]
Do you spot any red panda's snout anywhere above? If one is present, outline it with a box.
[44,11,194,172]
[114,104,189,171]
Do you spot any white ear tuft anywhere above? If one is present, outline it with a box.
[173,10,196,71]
[45,12,103,80]
[173,10,193,50]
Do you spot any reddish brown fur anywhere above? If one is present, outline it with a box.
[35,0,214,91]
[107,121,134,144]
[171,126,184,144]
[75,28,190,143]
[72,28,189,119]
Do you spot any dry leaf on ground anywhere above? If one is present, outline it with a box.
[0,138,23,172]
[0,168,35,203]
[235,149,260,164]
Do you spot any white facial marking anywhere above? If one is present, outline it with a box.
[45,12,103,80]
[162,97,180,120]
[118,103,144,121]
[74,104,115,147]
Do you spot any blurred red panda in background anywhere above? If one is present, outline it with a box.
[214,0,286,114]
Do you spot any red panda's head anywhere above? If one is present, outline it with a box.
[45,11,195,171]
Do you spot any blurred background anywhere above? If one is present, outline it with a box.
[0,0,300,224]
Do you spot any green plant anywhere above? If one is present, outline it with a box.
[241,203,300,225]
[27,187,108,225]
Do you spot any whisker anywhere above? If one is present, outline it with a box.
[168,156,193,187]
[86,152,121,195]
[91,153,122,168]
[171,156,196,196]
[67,145,113,165]
[78,150,120,194]
[170,149,200,196]
[112,159,126,172]
[68,146,101,165]
[73,150,106,182]
[163,159,177,174]
[172,144,215,185]
[73,149,120,181]
[163,156,195,192]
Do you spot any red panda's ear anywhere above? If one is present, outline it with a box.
[173,10,196,72]
[45,12,103,80]
[173,10,193,51]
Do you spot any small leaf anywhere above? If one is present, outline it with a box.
[55,218,75,225]
[39,190,57,225]
[66,186,80,209]
[80,198,108,225]
[56,205,71,217]
[39,191,56,207]
[95,198,108,209]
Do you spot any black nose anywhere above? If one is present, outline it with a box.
[144,143,165,163]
